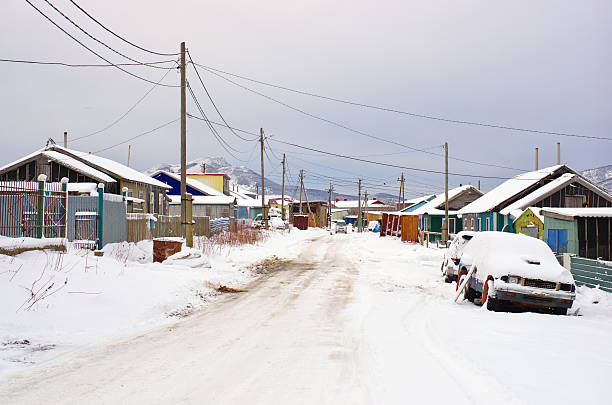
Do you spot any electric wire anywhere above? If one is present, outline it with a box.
[67,0,178,56]
[93,118,179,153]
[23,0,179,87]
[196,63,610,141]
[42,0,172,69]
[71,65,176,142]
[197,66,528,171]
[186,83,251,162]
[187,51,257,142]
[0,58,177,68]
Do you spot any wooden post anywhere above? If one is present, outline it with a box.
[281,154,286,221]
[328,183,333,228]
[358,178,362,232]
[442,142,449,245]
[97,183,104,250]
[299,169,304,215]
[260,128,268,230]
[37,174,46,239]
[364,190,369,231]
[186,193,193,247]
[180,42,187,239]
[60,177,68,238]
[63,131,68,148]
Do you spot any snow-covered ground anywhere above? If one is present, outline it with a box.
[1,230,611,404]
[0,229,324,380]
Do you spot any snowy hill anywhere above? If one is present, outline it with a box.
[582,164,612,192]
[144,157,394,201]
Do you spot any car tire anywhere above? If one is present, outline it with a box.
[480,279,495,309]
[486,297,501,311]
[456,269,468,291]
[464,284,476,302]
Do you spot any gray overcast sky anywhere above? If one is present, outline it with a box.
[1,0,611,196]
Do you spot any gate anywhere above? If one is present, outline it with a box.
[74,212,98,249]
[0,181,67,238]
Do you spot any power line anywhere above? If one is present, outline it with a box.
[71,66,176,142]
[269,138,528,180]
[67,0,178,56]
[186,83,251,162]
[94,118,179,153]
[197,63,611,141]
[0,58,177,68]
[197,65,529,171]
[23,0,179,87]
[186,51,257,142]
[42,0,171,70]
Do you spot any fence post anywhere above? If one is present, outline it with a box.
[562,253,572,271]
[186,193,193,247]
[37,174,47,238]
[97,183,104,250]
[60,177,69,238]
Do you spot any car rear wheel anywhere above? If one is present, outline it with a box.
[464,283,476,302]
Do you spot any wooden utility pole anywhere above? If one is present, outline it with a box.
[299,169,304,214]
[442,142,449,245]
[281,154,286,221]
[328,183,334,228]
[364,190,369,231]
[260,128,268,230]
[398,172,405,209]
[358,178,362,232]
[180,41,190,245]
[127,144,131,167]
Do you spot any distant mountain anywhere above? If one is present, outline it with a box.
[144,157,396,202]
[582,164,612,192]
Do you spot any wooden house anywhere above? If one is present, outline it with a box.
[512,207,544,239]
[289,200,328,228]
[0,144,170,214]
[541,208,612,261]
[459,165,612,233]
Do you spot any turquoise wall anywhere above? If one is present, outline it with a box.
[543,217,579,255]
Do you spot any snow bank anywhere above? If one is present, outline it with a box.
[0,228,323,379]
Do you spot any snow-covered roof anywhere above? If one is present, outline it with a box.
[459,165,567,214]
[0,149,116,184]
[334,199,392,209]
[151,170,223,196]
[500,174,576,216]
[404,194,436,205]
[67,182,98,196]
[43,151,116,183]
[48,146,170,189]
[168,195,236,205]
[541,207,612,219]
[236,198,264,207]
[408,185,480,215]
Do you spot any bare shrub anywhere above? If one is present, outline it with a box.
[196,227,267,256]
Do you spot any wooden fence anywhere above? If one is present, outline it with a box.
[127,214,210,243]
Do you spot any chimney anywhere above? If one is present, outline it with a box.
[63,131,68,148]
[535,147,539,171]
[344,198,347,201]
[557,142,561,165]
[335,198,339,203]
[373,197,377,200]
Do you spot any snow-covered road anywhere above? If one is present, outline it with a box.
[2,232,611,404]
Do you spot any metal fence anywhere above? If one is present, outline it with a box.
[127,214,211,243]
[569,256,612,293]
[0,181,67,238]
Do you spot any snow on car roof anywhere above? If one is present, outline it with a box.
[458,165,565,214]
[460,231,573,283]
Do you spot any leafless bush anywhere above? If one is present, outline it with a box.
[196,227,267,256]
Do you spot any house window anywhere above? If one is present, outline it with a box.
[139,190,144,200]
[150,192,154,213]
[126,189,133,197]
[485,217,491,231]
[477,217,481,231]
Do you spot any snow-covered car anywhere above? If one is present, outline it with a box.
[457,232,575,314]
[252,213,285,229]
[334,220,347,234]
[441,231,475,283]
